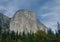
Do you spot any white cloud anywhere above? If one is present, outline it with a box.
[0,6,7,10]
[0,0,60,32]
[1,0,41,17]
[37,0,60,31]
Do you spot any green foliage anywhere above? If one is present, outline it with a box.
[48,28,54,36]
[34,30,49,42]
[0,29,60,42]
[0,39,2,42]
[56,22,60,38]
[0,22,60,42]
[0,25,2,34]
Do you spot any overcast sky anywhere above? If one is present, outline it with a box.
[0,0,60,32]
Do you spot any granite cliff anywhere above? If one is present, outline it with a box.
[10,9,47,33]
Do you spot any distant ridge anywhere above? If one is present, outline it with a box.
[0,13,10,25]
[0,13,10,32]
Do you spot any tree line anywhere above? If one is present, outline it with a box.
[0,22,60,42]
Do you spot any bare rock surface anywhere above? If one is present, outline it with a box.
[10,9,47,33]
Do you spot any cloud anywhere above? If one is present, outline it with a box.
[37,0,60,31]
[0,0,60,31]
[0,0,42,17]
[0,6,7,10]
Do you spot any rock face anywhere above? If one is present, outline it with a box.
[10,9,47,33]
[0,13,10,25]
[0,13,10,32]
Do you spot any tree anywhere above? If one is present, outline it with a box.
[47,28,54,36]
[47,28,55,42]
[0,25,2,40]
[56,22,60,38]
[0,25,2,34]
[34,30,48,42]
[56,22,60,37]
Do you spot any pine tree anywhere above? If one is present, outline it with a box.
[0,25,2,34]
[57,22,60,38]
[0,25,2,41]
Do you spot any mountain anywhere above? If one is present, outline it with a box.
[0,13,10,25]
[0,13,10,32]
[10,9,47,33]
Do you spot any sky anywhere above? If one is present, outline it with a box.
[0,0,60,32]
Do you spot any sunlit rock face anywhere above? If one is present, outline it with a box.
[10,9,47,33]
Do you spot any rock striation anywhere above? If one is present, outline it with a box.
[10,9,47,33]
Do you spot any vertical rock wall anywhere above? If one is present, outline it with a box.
[10,9,47,33]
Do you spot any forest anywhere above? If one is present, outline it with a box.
[0,22,60,42]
